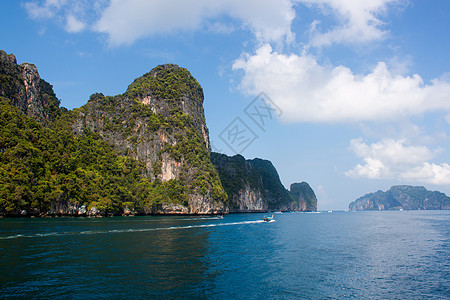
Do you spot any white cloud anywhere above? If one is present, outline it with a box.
[401,163,450,185]
[23,0,66,19]
[65,14,86,33]
[93,0,295,46]
[23,0,295,45]
[232,44,450,123]
[300,0,404,47]
[23,0,405,48]
[23,0,106,33]
[346,138,450,185]
[23,0,403,49]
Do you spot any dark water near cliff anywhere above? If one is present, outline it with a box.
[0,211,449,299]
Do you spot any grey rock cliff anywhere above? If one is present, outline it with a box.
[0,50,60,125]
[290,182,317,212]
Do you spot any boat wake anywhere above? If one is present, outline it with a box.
[0,220,266,240]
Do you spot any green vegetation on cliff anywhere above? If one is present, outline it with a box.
[0,98,146,215]
[125,64,203,104]
[0,54,227,216]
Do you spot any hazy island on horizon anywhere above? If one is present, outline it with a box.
[349,185,450,211]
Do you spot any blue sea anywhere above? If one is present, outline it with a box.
[0,211,449,299]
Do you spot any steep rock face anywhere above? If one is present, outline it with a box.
[290,182,317,212]
[211,152,314,212]
[71,64,227,214]
[0,50,60,124]
[349,185,450,211]
[237,185,266,211]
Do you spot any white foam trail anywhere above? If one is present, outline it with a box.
[0,220,266,240]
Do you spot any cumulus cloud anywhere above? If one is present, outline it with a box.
[346,138,450,185]
[301,0,403,47]
[93,0,295,46]
[401,163,450,185]
[232,44,450,123]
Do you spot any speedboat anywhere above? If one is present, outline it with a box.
[263,215,274,222]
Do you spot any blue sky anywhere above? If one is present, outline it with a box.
[1,0,450,210]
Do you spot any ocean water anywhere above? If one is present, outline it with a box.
[0,211,448,299]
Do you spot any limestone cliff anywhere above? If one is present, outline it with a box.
[210,152,317,212]
[290,182,317,212]
[70,64,226,214]
[349,185,450,211]
[0,50,60,125]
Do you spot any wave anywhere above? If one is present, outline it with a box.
[0,220,266,240]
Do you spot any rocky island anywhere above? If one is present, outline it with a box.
[211,153,317,212]
[349,185,450,211]
[0,50,317,216]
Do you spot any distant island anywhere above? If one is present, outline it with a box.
[349,185,450,211]
[0,50,317,217]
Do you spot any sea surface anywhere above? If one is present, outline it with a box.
[0,210,449,299]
